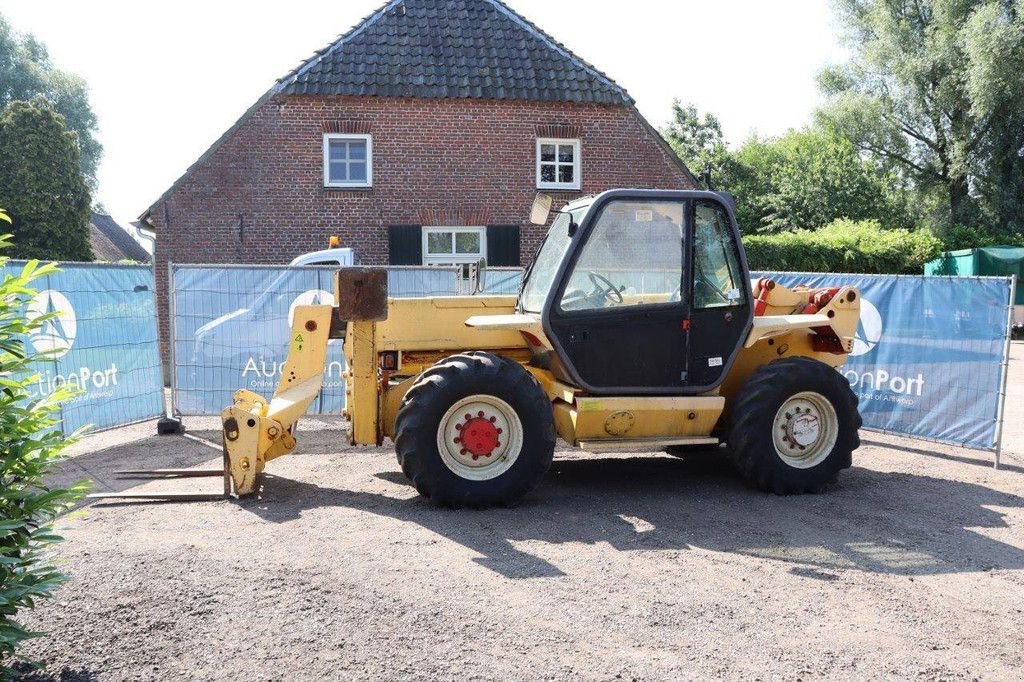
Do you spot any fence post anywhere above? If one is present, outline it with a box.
[169,262,178,416]
[156,261,185,435]
[993,274,1016,469]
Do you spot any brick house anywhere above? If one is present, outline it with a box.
[141,0,696,354]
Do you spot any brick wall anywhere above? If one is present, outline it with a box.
[149,95,695,361]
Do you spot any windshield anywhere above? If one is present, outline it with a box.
[520,207,588,312]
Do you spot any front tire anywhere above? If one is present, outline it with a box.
[727,357,860,494]
[394,352,555,507]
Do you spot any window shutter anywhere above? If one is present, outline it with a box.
[486,225,521,266]
[388,225,422,265]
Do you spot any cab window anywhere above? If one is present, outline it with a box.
[559,200,684,311]
[693,201,745,308]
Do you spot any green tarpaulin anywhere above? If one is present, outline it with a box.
[925,246,1024,305]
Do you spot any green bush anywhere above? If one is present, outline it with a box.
[937,224,1024,252]
[0,230,87,669]
[743,218,943,274]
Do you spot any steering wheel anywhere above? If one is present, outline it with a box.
[588,272,624,304]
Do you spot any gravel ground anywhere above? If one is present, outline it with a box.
[11,346,1024,680]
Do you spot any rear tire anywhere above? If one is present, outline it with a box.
[395,352,555,508]
[727,357,860,494]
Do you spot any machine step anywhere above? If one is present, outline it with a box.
[578,436,719,453]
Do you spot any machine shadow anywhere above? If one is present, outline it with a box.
[242,452,1024,581]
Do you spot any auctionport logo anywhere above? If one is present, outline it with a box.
[23,290,119,400]
[843,295,924,400]
[26,290,77,358]
[851,297,882,357]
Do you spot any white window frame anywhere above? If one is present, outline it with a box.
[323,133,373,188]
[421,226,487,265]
[536,137,581,190]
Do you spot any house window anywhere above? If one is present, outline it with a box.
[536,138,581,190]
[422,227,486,266]
[323,133,372,188]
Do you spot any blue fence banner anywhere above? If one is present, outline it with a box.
[2,260,164,435]
[480,268,524,295]
[174,265,1010,452]
[757,272,1013,451]
[171,265,461,416]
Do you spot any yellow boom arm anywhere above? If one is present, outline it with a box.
[220,304,334,495]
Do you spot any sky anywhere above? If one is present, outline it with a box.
[0,0,847,228]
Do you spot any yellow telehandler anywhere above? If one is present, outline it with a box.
[96,189,862,506]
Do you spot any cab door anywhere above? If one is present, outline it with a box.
[545,197,690,394]
[686,199,753,388]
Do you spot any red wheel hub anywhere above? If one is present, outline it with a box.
[454,411,502,460]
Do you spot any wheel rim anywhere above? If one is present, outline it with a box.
[436,394,524,481]
[771,391,838,469]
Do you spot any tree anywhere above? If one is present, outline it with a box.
[662,100,729,183]
[0,13,101,185]
[817,0,1024,231]
[720,128,913,233]
[975,107,1024,234]
[0,98,93,261]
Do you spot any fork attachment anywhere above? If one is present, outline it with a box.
[88,304,336,502]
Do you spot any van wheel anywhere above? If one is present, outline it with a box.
[394,352,555,508]
[727,357,860,494]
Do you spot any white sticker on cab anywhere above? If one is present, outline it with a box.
[708,357,723,367]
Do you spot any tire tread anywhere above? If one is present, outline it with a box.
[727,357,860,494]
[394,352,554,508]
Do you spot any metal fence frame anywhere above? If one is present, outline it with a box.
[2,258,165,435]
[168,265,1015,464]
[993,274,1016,468]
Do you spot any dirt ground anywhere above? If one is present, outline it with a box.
[13,345,1024,680]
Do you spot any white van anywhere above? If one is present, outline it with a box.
[289,246,357,267]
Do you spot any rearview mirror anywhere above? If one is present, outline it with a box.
[529,193,553,225]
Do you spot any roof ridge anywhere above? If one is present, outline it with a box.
[273,0,404,94]
[481,0,631,104]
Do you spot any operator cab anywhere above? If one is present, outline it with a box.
[516,189,753,395]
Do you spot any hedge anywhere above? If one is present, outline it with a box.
[0,234,88,667]
[742,219,943,274]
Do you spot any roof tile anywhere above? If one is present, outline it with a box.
[90,213,150,263]
[274,0,630,105]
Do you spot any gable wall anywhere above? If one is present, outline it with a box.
[150,95,695,359]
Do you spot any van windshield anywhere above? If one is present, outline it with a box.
[520,206,588,313]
